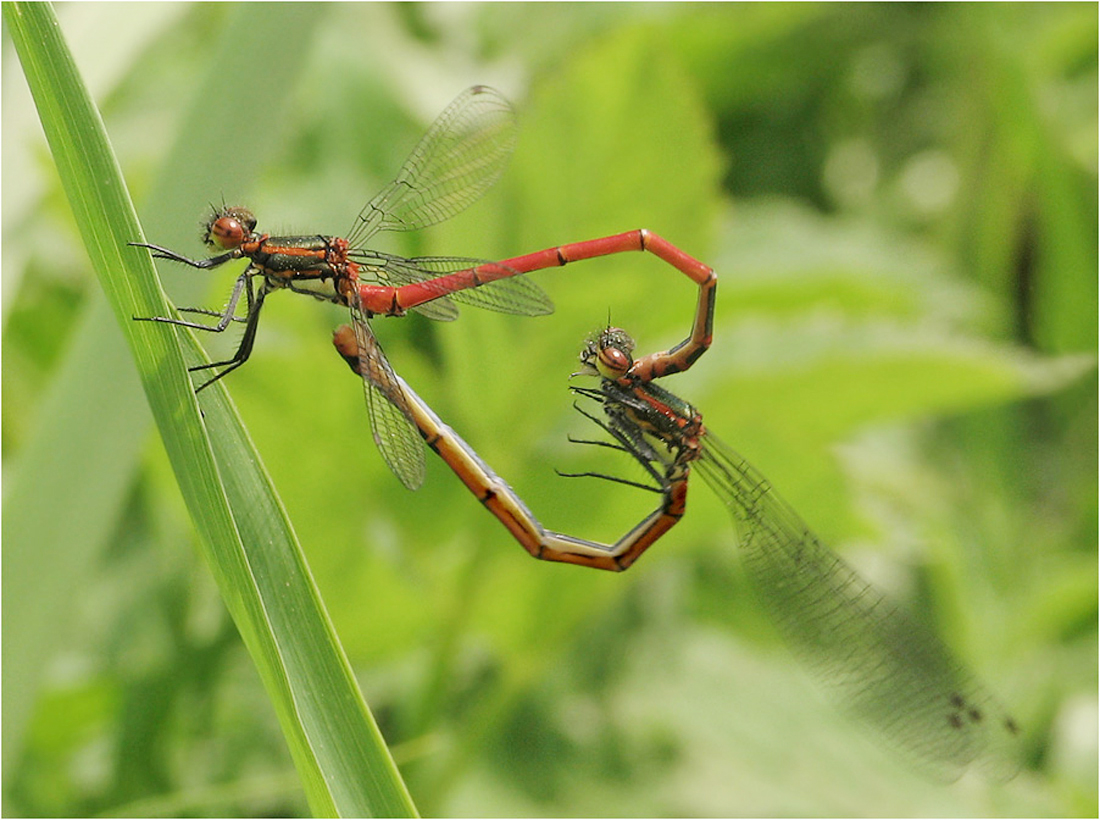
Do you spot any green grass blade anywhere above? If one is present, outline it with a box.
[2,3,416,815]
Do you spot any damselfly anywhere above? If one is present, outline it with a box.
[561,325,1023,782]
[335,301,1022,778]
[135,86,715,490]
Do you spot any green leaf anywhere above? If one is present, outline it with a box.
[2,3,415,815]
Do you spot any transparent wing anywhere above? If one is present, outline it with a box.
[694,434,1022,782]
[346,86,518,247]
[354,251,553,319]
[347,296,426,490]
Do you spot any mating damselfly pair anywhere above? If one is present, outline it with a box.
[134,85,1022,782]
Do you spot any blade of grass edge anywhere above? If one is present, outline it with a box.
[2,3,416,816]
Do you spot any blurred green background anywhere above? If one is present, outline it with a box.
[3,2,1096,816]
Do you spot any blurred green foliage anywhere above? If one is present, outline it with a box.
[3,2,1095,816]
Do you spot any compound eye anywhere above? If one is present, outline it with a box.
[596,344,632,378]
[207,216,246,250]
[204,206,256,250]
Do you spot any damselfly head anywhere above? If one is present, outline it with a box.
[203,205,257,251]
[579,327,635,379]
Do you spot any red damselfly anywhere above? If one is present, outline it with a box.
[560,325,1023,782]
[333,275,1020,780]
[135,86,715,490]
